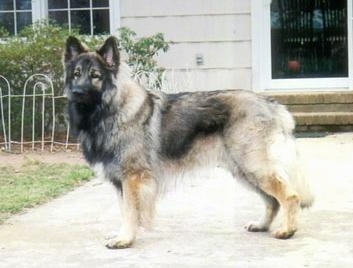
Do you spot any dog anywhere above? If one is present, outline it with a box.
[64,36,313,249]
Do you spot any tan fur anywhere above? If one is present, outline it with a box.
[106,171,156,249]
[259,175,300,238]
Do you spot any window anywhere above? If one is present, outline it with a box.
[271,0,348,79]
[0,0,32,35]
[252,0,353,90]
[0,0,120,36]
[48,0,110,35]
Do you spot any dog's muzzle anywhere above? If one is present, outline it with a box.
[71,87,89,103]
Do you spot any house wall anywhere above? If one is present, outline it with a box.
[120,0,252,92]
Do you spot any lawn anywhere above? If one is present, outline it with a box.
[0,160,93,223]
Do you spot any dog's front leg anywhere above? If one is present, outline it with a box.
[106,171,156,249]
[106,175,139,249]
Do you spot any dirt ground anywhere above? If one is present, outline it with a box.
[0,151,86,167]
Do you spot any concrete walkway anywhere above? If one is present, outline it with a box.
[1,133,353,267]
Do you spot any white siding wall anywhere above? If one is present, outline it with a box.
[120,0,252,91]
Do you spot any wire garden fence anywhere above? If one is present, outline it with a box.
[0,74,79,153]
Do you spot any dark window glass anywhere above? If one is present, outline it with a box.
[48,0,68,9]
[93,0,109,8]
[16,0,31,10]
[271,0,348,79]
[93,10,109,34]
[71,10,90,34]
[70,0,90,8]
[17,11,32,33]
[0,0,13,10]
[0,0,14,10]
[0,12,14,34]
[49,11,69,27]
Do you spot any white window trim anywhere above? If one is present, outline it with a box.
[252,0,353,91]
[109,0,120,35]
[32,0,47,22]
[31,0,120,35]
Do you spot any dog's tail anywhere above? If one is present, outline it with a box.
[291,151,315,208]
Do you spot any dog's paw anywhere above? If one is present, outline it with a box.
[245,222,268,232]
[105,237,133,249]
[272,229,296,239]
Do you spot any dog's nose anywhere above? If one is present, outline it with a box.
[72,87,85,95]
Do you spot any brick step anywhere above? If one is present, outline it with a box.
[293,112,353,126]
[264,91,353,131]
[265,91,353,105]
[288,103,353,113]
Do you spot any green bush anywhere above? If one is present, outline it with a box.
[0,21,169,142]
[0,26,9,38]
[118,27,169,88]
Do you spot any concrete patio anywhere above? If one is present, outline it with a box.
[0,133,353,267]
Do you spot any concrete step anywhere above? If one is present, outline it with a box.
[289,103,353,113]
[293,112,353,125]
[264,91,353,132]
[265,91,353,105]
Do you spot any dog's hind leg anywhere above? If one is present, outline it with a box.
[229,159,299,239]
[256,173,300,239]
[106,171,156,249]
[245,193,279,232]
[231,168,280,233]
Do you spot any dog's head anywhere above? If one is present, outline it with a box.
[63,36,120,105]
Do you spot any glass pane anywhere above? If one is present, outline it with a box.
[49,11,68,26]
[271,0,348,79]
[93,10,109,34]
[17,11,32,33]
[16,0,31,10]
[48,0,68,9]
[93,0,109,8]
[71,10,90,34]
[0,0,13,10]
[0,12,14,35]
[70,0,90,8]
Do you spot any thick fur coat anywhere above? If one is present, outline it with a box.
[64,36,313,249]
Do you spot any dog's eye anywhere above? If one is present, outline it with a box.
[74,70,81,78]
[90,72,102,79]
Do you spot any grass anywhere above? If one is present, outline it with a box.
[0,160,93,223]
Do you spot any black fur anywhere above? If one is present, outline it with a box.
[161,92,230,159]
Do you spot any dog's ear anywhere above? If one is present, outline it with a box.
[64,36,87,63]
[97,36,120,70]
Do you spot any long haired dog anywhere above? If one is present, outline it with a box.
[64,36,313,249]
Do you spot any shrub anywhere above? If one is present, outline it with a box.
[0,26,9,38]
[118,27,169,88]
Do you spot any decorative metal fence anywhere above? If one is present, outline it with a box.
[0,74,79,153]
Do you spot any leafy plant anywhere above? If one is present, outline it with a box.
[118,27,169,88]
[119,27,169,71]
[0,26,9,38]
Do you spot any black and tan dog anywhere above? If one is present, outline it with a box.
[64,36,313,249]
